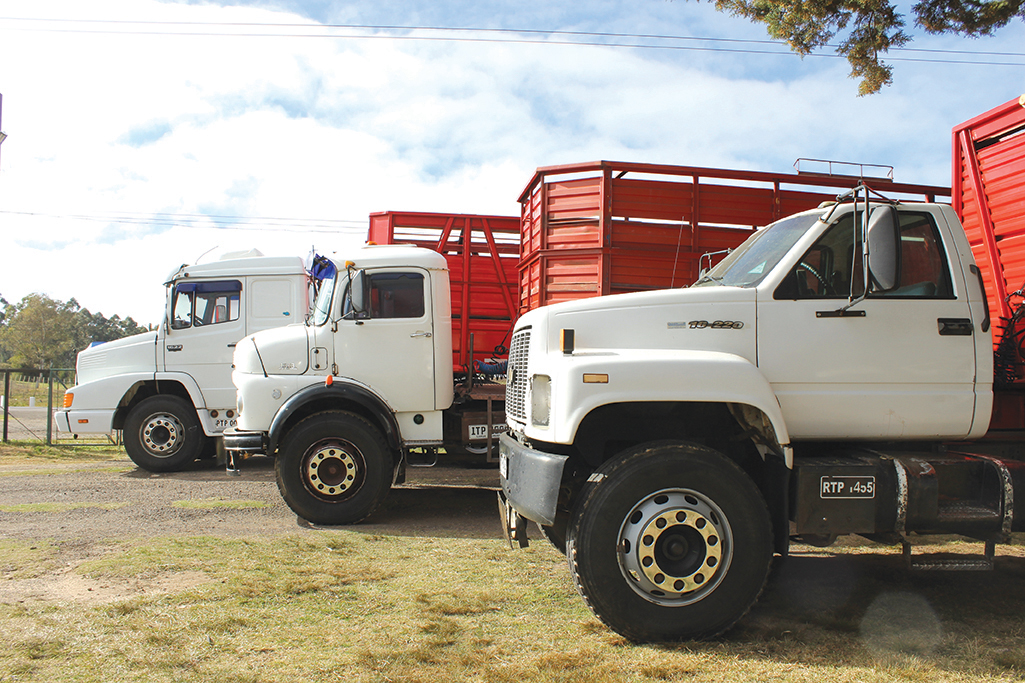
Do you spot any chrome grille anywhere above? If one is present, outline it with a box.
[506,327,531,422]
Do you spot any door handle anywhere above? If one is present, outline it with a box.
[410,331,433,338]
[938,318,973,336]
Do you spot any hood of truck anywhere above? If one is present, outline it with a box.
[236,324,310,376]
[75,331,157,384]
[528,285,758,362]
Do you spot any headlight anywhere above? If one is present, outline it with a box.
[531,374,551,427]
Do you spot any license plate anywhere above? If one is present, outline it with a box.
[499,452,508,479]
[820,476,875,499]
[469,423,509,440]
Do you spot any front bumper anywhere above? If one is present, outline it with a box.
[498,432,568,526]
[54,409,115,435]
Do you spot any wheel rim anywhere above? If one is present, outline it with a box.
[618,488,733,607]
[301,438,366,502]
[139,412,186,458]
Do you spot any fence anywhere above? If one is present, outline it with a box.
[0,367,112,445]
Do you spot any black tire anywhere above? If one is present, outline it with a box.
[275,411,393,525]
[124,395,208,472]
[567,442,773,643]
[537,515,569,555]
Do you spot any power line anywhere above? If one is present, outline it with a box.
[1,16,1022,66]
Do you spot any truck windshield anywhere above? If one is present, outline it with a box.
[311,274,336,326]
[693,212,824,288]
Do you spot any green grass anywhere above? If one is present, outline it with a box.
[2,533,1025,682]
[0,442,127,465]
[0,375,71,408]
[3,441,1025,682]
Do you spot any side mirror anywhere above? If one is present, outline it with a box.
[344,268,368,320]
[866,206,901,293]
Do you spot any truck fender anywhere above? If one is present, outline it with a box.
[267,380,402,456]
[555,350,792,463]
[62,372,157,429]
[153,371,207,410]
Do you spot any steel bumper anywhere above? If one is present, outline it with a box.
[222,428,267,456]
[498,432,568,526]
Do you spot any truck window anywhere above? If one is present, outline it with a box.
[694,212,821,288]
[368,272,425,319]
[312,274,336,326]
[171,280,242,328]
[775,211,952,299]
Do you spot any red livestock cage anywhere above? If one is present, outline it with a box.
[954,95,1025,330]
[954,95,1025,429]
[517,160,950,314]
[368,211,520,372]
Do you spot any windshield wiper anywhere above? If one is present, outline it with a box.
[693,274,724,286]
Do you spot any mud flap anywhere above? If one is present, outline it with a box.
[497,490,529,549]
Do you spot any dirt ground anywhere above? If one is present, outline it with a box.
[0,455,504,605]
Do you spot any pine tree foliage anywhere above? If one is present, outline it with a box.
[708,0,1024,94]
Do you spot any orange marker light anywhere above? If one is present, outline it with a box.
[325,375,334,386]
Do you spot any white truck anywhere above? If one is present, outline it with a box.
[497,185,1025,642]
[56,251,314,472]
[223,244,508,524]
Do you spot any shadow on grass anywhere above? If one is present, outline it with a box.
[719,548,1025,676]
[296,484,505,539]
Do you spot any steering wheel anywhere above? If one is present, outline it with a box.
[797,261,833,295]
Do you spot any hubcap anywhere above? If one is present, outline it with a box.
[302,439,365,501]
[140,413,185,458]
[618,489,733,606]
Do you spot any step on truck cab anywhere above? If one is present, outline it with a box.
[498,184,1025,642]
[56,251,313,471]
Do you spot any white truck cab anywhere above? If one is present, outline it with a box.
[226,245,511,526]
[56,252,312,471]
[499,189,1014,643]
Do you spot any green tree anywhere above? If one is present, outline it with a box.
[73,308,148,349]
[0,293,80,369]
[706,0,1024,94]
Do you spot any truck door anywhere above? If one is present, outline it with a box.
[758,209,979,439]
[335,269,437,411]
[248,276,300,335]
[163,280,244,410]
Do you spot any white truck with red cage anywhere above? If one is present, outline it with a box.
[498,96,1025,642]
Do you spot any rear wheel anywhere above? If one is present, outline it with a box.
[567,442,772,642]
[276,411,393,525]
[124,395,207,472]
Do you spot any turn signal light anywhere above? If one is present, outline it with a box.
[63,393,74,408]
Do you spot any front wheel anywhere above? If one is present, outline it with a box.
[567,442,773,642]
[124,395,207,472]
[275,411,393,525]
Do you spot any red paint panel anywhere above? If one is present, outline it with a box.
[520,161,948,312]
[953,97,1025,350]
[368,211,519,370]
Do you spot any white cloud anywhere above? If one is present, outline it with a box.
[1,0,1023,328]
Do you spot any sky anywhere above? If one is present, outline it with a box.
[1,0,1023,328]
